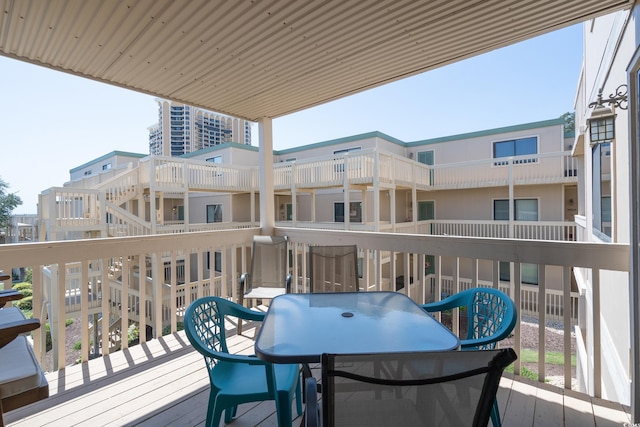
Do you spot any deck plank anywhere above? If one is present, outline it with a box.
[5,324,632,427]
[532,382,564,427]
[501,375,538,426]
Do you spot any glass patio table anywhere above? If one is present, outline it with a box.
[255,291,460,364]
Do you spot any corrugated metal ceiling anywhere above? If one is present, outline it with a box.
[0,0,633,121]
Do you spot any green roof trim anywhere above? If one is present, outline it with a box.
[406,118,565,147]
[180,142,258,158]
[70,150,147,173]
[275,131,405,155]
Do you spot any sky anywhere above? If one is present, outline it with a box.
[0,24,583,214]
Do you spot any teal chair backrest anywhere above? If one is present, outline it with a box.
[185,296,265,370]
[422,288,517,350]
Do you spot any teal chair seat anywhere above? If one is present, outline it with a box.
[421,287,517,427]
[185,296,302,427]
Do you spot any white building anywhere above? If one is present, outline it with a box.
[572,6,640,407]
[148,99,252,157]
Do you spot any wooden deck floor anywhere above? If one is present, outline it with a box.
[5,322,633,427]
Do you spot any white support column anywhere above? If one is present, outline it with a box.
[149,160,157,234]
[342,154,350,230]
[390,189,396,232]
[412,185,417,228]
[161,101,171,157]
[252,191,257,225]
[259,118,275,234]
[373,151,380,232]
[508,158,514,238]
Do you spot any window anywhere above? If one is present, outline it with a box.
[177,206,184,221]
[206,155,222,163]
[417,201,435,221]
[499,263,539,285]
[493,199,538,221]
[102,163,112,170]
[493,137,537,165]
[417,150,435,183]
[205,251,222,273]
[214,252,222,273]
[206,204,222,223]
[333,147,361,155]
[334,202,362,223]
[494,198,539,284]
[286,203,293,220]
[592,142,612,239]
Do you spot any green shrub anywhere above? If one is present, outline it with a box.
[12,282,32,291]
[162,321,184,336]
[127,323,140,344]
[16,295,33,311]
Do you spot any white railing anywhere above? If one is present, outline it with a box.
[277,219,576,241]
[430,151,578,189]
[140,156,259,192]
[1,227,627,391]
[273,149,576,190]
[428,220,577,241]
[105,202,151,236]
[94,167,140,206]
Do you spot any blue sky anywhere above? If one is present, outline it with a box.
[1,24,582,214]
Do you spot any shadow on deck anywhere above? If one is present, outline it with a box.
[6,322,632,427]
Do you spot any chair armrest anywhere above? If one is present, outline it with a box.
[421,295,464,313]
[0,289,23,308]
[222,300,266,322]
[304,377,319,427]
[0,317,41,349]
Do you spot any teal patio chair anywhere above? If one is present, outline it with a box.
[185,296,302,427]
[421,287,517,427]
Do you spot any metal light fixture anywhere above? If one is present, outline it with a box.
[587,84,628,143]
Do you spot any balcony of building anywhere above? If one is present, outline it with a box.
[38,149,578,241]
[0,226,629,424]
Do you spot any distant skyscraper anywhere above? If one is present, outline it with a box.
[148,99,252,156]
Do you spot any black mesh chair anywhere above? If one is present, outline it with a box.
[304,348,516,427]
[308,245,359,293]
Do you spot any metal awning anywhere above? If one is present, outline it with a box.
[0,0,633,121]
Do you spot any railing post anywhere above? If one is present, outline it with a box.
[537,264,546,381]
[593,268,601,398]
[563,266,572,389]
[509,158,514,238]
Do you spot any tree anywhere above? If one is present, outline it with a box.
[560,112,575,134]
[0,177,22,233]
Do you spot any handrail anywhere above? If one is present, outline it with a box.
[0,227,629,392]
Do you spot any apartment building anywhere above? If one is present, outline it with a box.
[38,118,576,303]
[148,99,252,157]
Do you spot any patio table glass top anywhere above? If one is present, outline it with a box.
[255,291,460,364]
